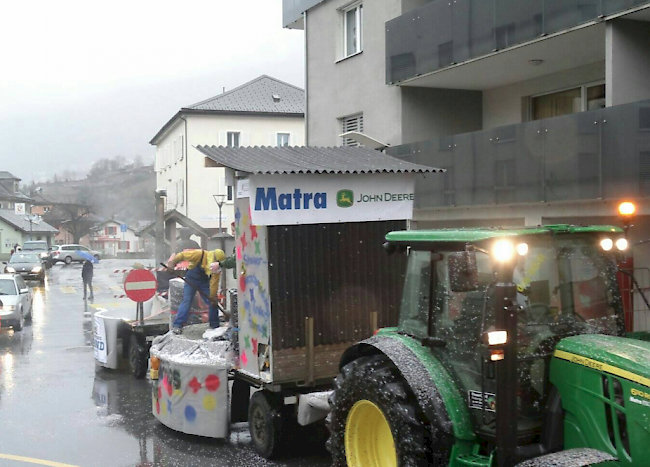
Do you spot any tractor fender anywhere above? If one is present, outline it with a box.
[340,335,475,441]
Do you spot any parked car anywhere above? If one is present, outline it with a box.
[0,273,33,331]
[49,245,61,264]
[51,244,100,264]
[22,240,52,268]
[4,253,46,283]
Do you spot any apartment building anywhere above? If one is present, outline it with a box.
[284,0,650,252]
[150,75,305,231]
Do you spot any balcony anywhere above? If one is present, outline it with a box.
[388,99,650,209]
[386,0,650,86]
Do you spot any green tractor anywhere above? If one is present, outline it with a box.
[327,221,650,467]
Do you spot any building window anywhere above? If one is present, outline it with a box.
[227,186,234,201]
[227,132,241,148]
[277,133,290,147]
[340,113,364,146]
[343,2,363,58]
[531,82,605,121]
[106,226,117,235]
[119,241,130,250]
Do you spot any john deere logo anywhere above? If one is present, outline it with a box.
[337,189,354,208]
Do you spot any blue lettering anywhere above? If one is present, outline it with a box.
[279,193,292,210]
[303,192,313,209]
[314,193,327,209]
[255,187,278,211]
[293,189,302,209]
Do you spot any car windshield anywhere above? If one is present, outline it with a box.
[0,279,17,295]
[10,254,41,264]
[23,242,47,250]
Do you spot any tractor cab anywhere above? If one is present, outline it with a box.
[390,226,628,456]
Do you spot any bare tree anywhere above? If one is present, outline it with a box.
[43,189,96,243]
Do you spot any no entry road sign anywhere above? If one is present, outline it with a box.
[124,269,157,303]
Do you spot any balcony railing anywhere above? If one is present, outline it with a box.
[388,99,650,208]
[386,0,650,84]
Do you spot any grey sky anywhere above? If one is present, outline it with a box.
[0,0,304,183]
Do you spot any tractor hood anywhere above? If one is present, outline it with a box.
[554,334,650,387]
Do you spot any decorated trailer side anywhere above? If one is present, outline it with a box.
[197,145,441,457]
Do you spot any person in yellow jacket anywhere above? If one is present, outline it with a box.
[167,248,226,332]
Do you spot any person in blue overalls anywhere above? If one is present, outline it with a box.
[167,248,226,333]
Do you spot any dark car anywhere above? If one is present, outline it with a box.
[4,253,46,283]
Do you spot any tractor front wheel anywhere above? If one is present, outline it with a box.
[327,355,429,467]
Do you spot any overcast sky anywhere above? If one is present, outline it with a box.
[0,0,304,183]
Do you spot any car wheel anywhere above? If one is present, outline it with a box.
[64,256,72,265]
[25,302,33,321]
[94,254,100,262]
[14,310,24,332]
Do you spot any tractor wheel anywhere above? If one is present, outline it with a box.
[128,334,148,379]
[248,391,284,459]
[327,355,429,467]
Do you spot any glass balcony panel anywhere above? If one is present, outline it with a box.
[495,0,543,47]
[417,0,454,74]
[542,111,602,201]
[603,0,650,15]
[601,102,650,199]
[453,133,482,206]
[543,0,601,35]
[453,0,496,65]
[386,12,419,84]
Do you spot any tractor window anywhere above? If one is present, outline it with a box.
[398,250,432,339]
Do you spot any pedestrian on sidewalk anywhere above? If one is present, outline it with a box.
[166,248,226,333]
[82,260,94,300]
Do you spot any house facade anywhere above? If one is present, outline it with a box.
[150,75,305,231]
[90,220,144,256]
[0,172,33,212]
[0,209,58,260]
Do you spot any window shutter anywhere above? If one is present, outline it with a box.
[341,113,364,146]
[179,179,185,206]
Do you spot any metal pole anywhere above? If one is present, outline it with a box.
[154,190,165,267]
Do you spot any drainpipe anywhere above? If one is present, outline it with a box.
[304,11,309,145]
[179,115,189,218]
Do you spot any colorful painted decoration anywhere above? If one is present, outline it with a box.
[203,395,217,411]
[205,374,221,392]
[252,338,258,356]
[188,377,202,394]
[241,351,248,366]
[185,405,197,423]
[250,224,258,240]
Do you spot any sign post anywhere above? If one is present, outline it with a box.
[124,269,158,329]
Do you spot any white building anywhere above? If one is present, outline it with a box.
[150,75,305,231]
[90,220,144,256]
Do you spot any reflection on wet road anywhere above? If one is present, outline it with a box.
[0,260,331,467]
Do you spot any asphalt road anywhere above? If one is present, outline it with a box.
[0,259,331,467]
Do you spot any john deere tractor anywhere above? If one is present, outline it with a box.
[327,218,650,466]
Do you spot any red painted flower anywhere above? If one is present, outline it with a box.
[252,338,258,356]
[188,376,202,394]
[250,224,258,240]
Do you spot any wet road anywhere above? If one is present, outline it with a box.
[0,260,331,467]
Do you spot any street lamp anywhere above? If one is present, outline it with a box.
[213,194,227,304]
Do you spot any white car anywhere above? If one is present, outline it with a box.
[52,244,101,264]
[0,274,32,331]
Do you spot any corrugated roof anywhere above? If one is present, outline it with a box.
[185,75,305,114]
[0,171,20,181]
[196,145,443,174]
[0,210,58,234]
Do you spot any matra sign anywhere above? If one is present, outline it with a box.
[249,173,416,226]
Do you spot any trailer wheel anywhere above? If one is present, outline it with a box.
[248,391,284,459]
[327,355,429,467]
[128,334,148,379]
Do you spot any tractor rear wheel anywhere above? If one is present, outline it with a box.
[327,355,429,467]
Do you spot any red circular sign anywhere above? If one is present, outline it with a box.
[123,269,157,303]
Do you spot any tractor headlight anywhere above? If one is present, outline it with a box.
[516,243,529,256]
[616,238,628,251]
[601,238,613,251]
[487,330,508,346]
[493,240,515,262]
